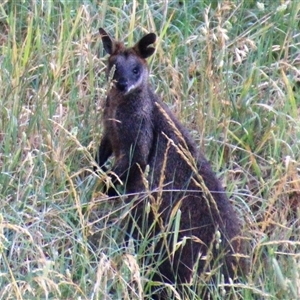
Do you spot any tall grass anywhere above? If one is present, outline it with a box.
[0,0,299,299]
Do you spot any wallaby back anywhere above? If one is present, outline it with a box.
[96,28,248,299]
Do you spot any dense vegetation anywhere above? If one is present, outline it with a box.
[0,1,299,299]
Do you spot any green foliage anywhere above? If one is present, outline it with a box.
[0,0,299,299]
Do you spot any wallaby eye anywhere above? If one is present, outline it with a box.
[132,67,139,74]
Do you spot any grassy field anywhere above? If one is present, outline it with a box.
[0,0,299,299]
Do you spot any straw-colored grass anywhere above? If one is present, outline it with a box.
[0,0,299,299]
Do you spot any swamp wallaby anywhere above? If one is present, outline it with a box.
[96,28,247,299]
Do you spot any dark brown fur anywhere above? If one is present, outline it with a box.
[96,28,247,299]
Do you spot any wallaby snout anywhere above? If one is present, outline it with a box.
[115,77,128,92]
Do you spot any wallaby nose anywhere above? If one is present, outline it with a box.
[116,78,128,91]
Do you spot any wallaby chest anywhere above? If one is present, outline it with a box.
[103,91,152,152]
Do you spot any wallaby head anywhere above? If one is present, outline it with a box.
[99,28,156,95]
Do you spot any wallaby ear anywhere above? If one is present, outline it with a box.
[135,33,157,59]
[99,27,115,55]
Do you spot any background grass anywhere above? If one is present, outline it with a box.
[0,0,299,299]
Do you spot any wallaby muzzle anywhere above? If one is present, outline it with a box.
[115,77,128,92]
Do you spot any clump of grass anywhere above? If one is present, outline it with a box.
[0,0,299,299]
